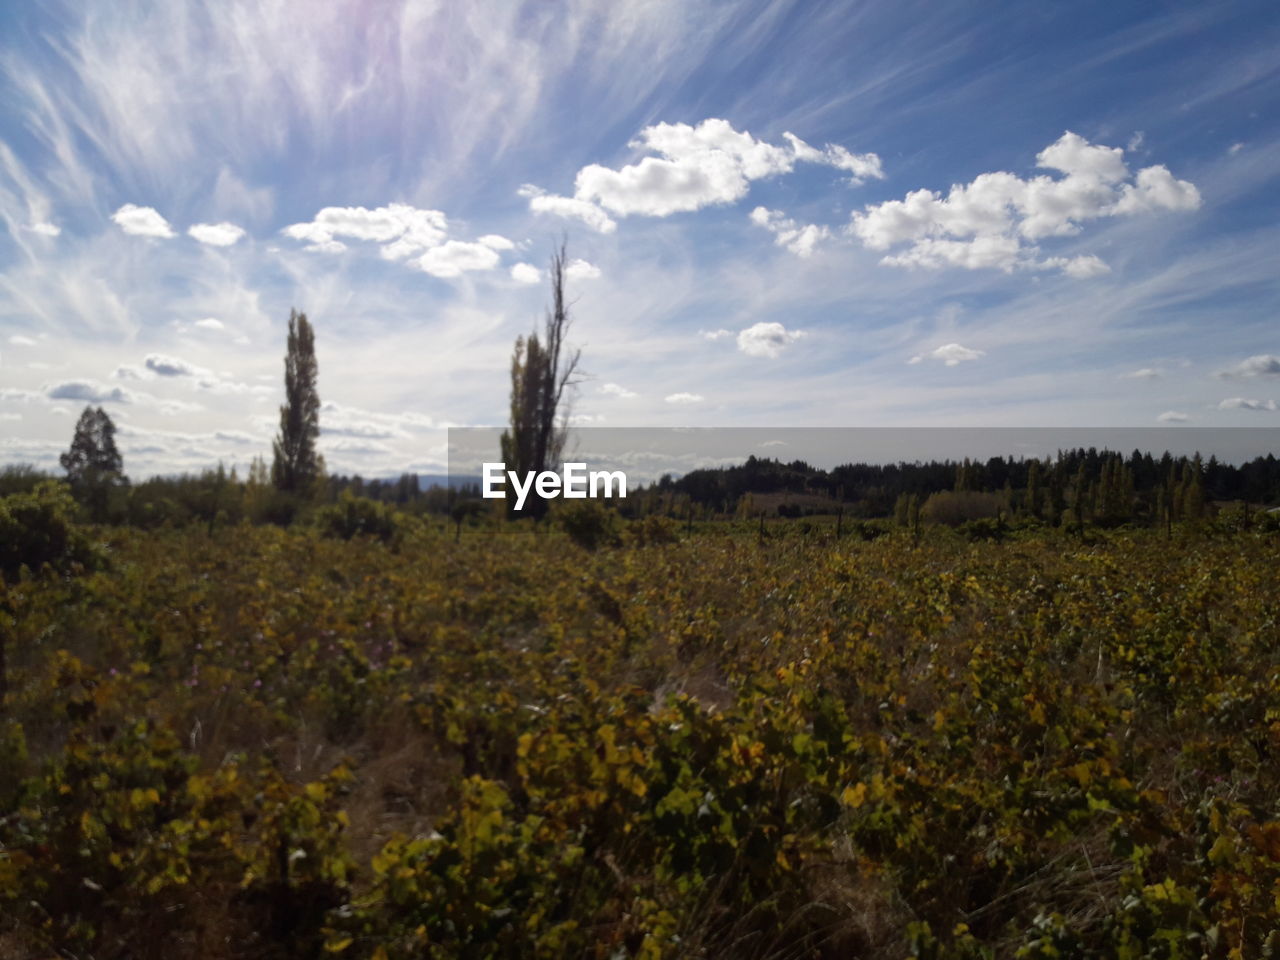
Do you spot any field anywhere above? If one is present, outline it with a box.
[3,517,1280,958]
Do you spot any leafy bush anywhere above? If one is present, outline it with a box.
[627,513,679,546]
[556,499,622,549]
[957,516,1005,542]
[921,489,1004,526]
[0,481,104,582]
[316,492,399,542]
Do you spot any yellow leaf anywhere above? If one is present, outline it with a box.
[842,782,867,809]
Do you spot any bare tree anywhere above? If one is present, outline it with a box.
[500,243,582,518]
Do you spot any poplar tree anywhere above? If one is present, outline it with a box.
[271,309,321,494]
[500,244,582,519]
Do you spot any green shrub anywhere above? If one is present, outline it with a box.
[557,499,622,550]
[627,513,679,546]
[921,490,1004,526]
[957,516,1005,542]
[0,481,104,582]
[315,492,398,542]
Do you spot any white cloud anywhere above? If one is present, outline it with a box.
[601,382,637,399]
[477,234,514,250]
[111,203,175,238]
[665,392,704,404]
[113,364,151,381]
[1217,354,1280,378]
[1228,142,1245,155]
[736,321,806,358]
[0,413,20,421]
[8,335,37,346]
[194,317,225,330]
[1218,397,1277,411]
[524,118,882,227]
[1124,368,1162,379]
[510,262,541,284]
[415,240,500,278]
[1157,410,1189,423]
[565,258,601,280]
[749,206,829,257]
[28,221,60,237]
[188,221,246,246]
[519,185,618,234]
[1041,255,1111,278]
[284,203,448,258]
[849,131,1199,275]
[912,343,985,366]
[701,329,733,341]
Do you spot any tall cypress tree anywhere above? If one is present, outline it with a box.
[271,309,321,494]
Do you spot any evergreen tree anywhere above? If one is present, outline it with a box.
[271,309,321,494]
[500,244,582,519]
[59,405,125,521]
[1025,458,1043,519]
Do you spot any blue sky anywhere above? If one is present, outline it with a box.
[1,0,1277,477]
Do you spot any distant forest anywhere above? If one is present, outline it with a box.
[650,447,1280,523]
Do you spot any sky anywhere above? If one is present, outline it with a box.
[1,0,1278,478]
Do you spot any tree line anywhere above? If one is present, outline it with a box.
[8,236,1280,531]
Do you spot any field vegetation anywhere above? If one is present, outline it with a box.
[2,478,1280,958]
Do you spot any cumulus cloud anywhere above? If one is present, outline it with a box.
[284,203,449,260]
[665,392,704,404]
[415,240,500,278]
[28,222,60,237]
[518,185,618,234]
[1157,410,1189,423]
[1218,397,1277,411]
[565,258,601,280]
[1216,355,1280,378]
[749,207,829,257]
[701,329,733,341]
[736,321,806,358]
[848,131,1199,276]
[510,262,541,284]
[281,203,508,279]
[188,221,246,246]
[46,380,132,403]
[1124,367,1162,379]
[112,203,176,238]
[911,343,985,366]
[145,353,206,378]
[194,318,225,331]
[8,335,36,346]
[600,382,638,399]
[523,118,881,229]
